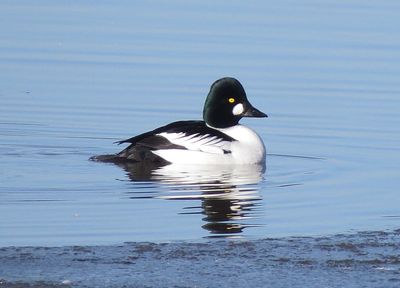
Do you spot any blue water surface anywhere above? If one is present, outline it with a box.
[0,0,399,246]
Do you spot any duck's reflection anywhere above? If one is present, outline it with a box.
[116,161,265,236]
[201,196,258,235]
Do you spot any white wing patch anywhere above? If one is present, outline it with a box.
[157,132,231,154]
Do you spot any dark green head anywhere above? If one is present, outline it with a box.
[203,77,267,128]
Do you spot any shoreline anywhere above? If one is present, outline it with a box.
[1,229,399,287]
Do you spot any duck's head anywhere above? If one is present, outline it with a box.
[203,77,267,128]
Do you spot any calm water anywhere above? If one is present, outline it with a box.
[1,0,400,246]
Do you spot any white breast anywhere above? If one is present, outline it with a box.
[152,125,266,165]
[218,125,266,164]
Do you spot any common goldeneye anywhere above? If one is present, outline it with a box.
[92,77,267,165]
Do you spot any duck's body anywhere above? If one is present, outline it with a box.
[92,77,267,165]
[116,120,265,165]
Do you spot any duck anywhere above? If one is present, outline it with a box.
[91,77,267,165]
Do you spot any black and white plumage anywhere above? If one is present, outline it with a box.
[116,121,234,163]
[91,77,267,165]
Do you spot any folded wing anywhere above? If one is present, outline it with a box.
[117,121,235,161]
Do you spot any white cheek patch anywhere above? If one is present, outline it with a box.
[232,103,244,116]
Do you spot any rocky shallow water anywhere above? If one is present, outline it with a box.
[1,230,400,287]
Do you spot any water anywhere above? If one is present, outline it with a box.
[1,230,400,288]
[1,0,400,247]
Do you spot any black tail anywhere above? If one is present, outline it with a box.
[89,154,128,163]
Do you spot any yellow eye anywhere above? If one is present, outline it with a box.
[228,98,235,103]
